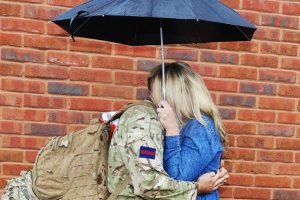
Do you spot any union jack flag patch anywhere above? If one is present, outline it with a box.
[139,146,156,159]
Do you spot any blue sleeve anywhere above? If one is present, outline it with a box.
[163,120,216,181]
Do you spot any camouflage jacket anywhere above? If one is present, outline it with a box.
[107,103,197,199]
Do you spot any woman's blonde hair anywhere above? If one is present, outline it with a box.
[148,62,227,146]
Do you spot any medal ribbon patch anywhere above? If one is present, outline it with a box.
[139,146,156,159]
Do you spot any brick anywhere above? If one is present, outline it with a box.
[115,44,156,58]
[219,187,233,198]
[0,32,22,47]
[165,48,198,61]
[219,94,256,107]
[255,176,291,188]
[273,190,300,200]
[70,98,112,112]
[224,122,256,135]
[259,69,296,83]
[184,43,218,50]
[3,164,33,176]
[92,55,133,70]
[24,94,67,109]
[115,71,147,86]
[257,151,293,163]
[233,148,255,160]
[239,11,260,25]
[47,52,89,67]
[261,14,299,29]
[278,112,300,125]
[282,30,300,43]
[47,0,86,7]
[1,108,46,122]
[2,48,45,63]
[67,125,87,133]
[70,68,112,83]
[274,164,300,175]
[220,41,259,53]
[24,35,67,50]
[92,84,134,100]
[200,51,239,64]
[0,121,23,134]
[242,0,279,13]
[261,42,298,56]
[259,97,295,111]
[295,178,300,188]
[23,5,65,20]
[240,82,276,95]
[234,162,272,174]
[48,111,90,124]
[0,62,22,76]
[25,150,38,163]
[219,108,236,120]
[113,100,133,110]
[24,123,66,136]
[220,66,257,80]
[233,187,271,199]
[1,18,44,34]
[0,3,21,16]
[238,110,275,123]
[47,22,68,36]
[136,88,150,100]
[276,138,300,150]
[241,54,278,68]
[227,174,253,186]
[10,0,42,3]
[2,79,45,94]
[281,58,300,71]
[24,137,49,149]
[70,38,112,54]
[25,64,68,79]
[278,85,300,98]
[253,27,280,41]
[236,136,273,149]
[48,82,89,96]
[137,59,161,72]
[0,150,23,162]
[0,92,22,107]
[282,2,300,15]
[220,0,240,9]
[204,79,238,92]
[190,63,218,77]
[258,124,295,137]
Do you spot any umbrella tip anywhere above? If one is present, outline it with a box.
[70,35,75,42]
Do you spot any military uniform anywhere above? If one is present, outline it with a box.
[108,103,197,199]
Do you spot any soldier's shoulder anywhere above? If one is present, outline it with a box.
[123,102,156,118]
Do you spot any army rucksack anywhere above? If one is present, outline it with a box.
[9,101,153,200]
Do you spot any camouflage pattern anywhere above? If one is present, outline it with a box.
[1,171,38,200]
[108,104,197,199]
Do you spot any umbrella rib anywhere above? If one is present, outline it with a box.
[71,16,93,37]
[235,25,251,40]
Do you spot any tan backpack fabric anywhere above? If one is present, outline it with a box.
[29,101,154,200]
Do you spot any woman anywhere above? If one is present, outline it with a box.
[148,62,227,200]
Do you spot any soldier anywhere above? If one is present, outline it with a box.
[107,102,228,199]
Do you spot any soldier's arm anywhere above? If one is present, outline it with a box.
[120,107,197,199]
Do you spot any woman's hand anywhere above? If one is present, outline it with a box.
[156,101,180,136]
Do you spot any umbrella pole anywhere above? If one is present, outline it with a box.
[160,26,166,101]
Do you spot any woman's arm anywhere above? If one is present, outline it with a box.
[163,121,216,181]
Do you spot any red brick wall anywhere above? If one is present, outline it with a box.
[0,0,299,199]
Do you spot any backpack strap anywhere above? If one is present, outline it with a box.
[107,175,131,200]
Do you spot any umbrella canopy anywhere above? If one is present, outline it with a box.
[52,0,256,46]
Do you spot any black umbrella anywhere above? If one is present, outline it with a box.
[52,0,256,100]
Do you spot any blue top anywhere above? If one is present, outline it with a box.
[163,116,223,200]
